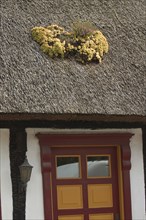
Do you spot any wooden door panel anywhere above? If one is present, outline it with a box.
[58,215,84,220]
[52,147,117,220]
[57,185,83,209]
[89,213,113,220]
[88,184,113,208]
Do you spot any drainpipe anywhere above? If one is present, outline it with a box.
[10,127,27,220]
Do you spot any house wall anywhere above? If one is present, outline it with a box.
[0,129,12,220]
[0,128,145,220]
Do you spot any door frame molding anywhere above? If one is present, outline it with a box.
[36,133,133,220]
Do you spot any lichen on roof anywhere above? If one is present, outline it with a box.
[31,22,109,63]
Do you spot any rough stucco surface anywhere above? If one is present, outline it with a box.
[0,0,146,115]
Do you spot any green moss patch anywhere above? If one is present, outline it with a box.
[31,22,109,64]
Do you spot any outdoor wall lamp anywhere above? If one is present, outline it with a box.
[19,156,33,191]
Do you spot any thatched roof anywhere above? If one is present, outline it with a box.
[1,0,146,115]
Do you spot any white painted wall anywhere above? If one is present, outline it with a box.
[0,129,12,220]
[0,129,44,220]
[1,128,145,220]
[130,129,145,220]
[26,131,44,220]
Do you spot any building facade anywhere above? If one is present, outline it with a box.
[0,0,146,219]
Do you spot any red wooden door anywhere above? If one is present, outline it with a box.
[36,133,132,220]
[51,146,120,220]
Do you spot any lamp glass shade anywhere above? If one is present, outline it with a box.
[19,158,33,183]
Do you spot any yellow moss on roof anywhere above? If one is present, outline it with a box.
[31,23,109,63]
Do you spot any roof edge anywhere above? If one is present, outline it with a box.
[0,113,145,124]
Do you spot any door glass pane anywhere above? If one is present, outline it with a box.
[87,156,110,177]
[56,156,80,178]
